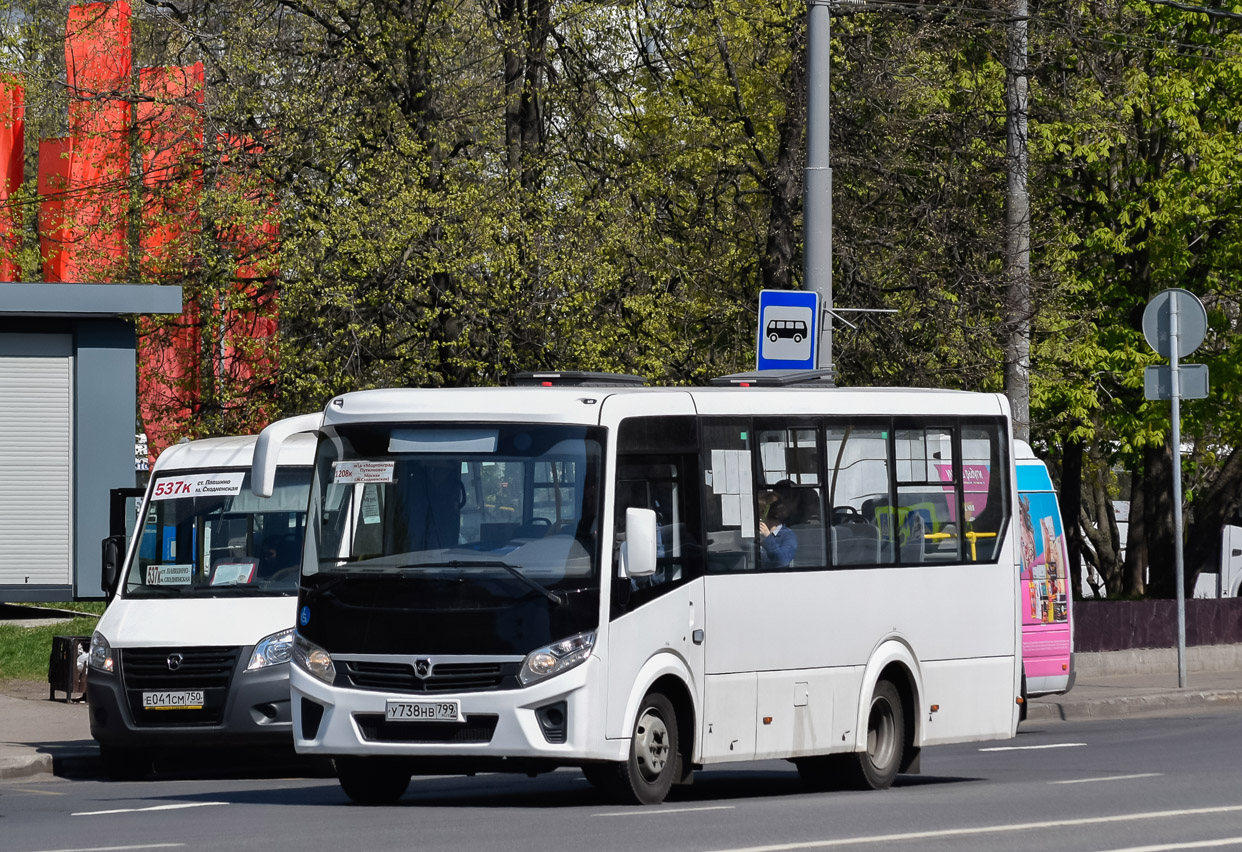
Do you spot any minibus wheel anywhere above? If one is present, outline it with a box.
[335,757,410,805]
[603,691,678,805]
[842,679,904,790]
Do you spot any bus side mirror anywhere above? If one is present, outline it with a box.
[101,535,124,600]
[621,508,658,578]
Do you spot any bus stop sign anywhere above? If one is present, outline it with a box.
[757,289,819,370]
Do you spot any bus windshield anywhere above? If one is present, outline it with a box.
[307,423,604,594]
[126,467,311,598]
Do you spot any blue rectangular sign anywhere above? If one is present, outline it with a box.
[757,289,820,370]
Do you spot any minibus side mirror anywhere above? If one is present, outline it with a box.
[101,535,124,600]
[622,508,658,578]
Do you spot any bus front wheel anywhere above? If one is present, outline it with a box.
[602,691,679,805]
[336,757,410,805]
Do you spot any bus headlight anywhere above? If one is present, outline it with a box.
[247,627,295,671]
[291,632,335,684]
[89,631,114,673]
[519,631,595,687]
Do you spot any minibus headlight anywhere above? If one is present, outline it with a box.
[89,631,114,673]
[247,627,295,671]
[519,631,595,687]
[292,631,335,684]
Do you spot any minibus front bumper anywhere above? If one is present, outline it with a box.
[88,646,293,748]
[290,655,620,765]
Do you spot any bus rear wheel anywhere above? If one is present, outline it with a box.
[841,679,904,790]
[335,757,410,805]
[599,691,679,805]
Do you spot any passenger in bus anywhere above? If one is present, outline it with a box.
[758,495,798,569]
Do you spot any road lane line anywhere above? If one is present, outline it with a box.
[979,742,1087,751]
[1052,773,1164,785]
[698,804,1242,852]
[594,805,736,817]
[73,802,227,816]
[20,845,185,852]
[10,787,66,795]
[1093,839,1242,852]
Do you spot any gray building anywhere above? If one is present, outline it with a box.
[0,283,181,602]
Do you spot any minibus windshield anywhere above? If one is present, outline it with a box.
[306,424,603,594]
[125,468,311,598]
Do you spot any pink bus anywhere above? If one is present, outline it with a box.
[1015,440,1074,711]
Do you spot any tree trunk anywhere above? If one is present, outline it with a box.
[1003,0,1031,442]
[1144,443,1176,598]
[1122,464,1146,597]
[1060,437,1084,598]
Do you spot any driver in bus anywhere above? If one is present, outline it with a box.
[758,494,798,569]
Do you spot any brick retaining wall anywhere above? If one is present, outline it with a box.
[1074,597,1242,652]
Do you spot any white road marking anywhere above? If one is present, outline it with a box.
[594,805,736,817]
[979,742,1087,751]
[1052,773,1164,785]
[1093,839,1242,852]
[19,845,185,852]
[10,787,66,795]
[72,802,227,817]
[699,804,1242,852]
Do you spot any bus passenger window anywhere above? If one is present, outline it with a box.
[701,419,753,573]
[756,423,824,570]
[825,425,887,567]
[895,426,958,565]
[961,423,1010,562]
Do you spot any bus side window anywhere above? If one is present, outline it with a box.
[961,422,1010,562]
[701,419,753,573]
[825,424,888,567]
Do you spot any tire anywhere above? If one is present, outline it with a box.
[335,757,411,805]
[793,333,803,343]
[600,691,679,805]
[99,744,153,781]
[1019,671,1029,723]
[768,333,779,343]
[840,679,904,790]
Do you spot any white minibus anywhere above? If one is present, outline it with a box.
[87,431,314,778]
[252,372,1023,805]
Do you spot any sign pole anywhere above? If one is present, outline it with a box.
[1170,296,1187,689]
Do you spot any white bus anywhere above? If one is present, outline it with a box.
[252,372,1021,805]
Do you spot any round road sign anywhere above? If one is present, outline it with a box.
[1142,288,1206,359]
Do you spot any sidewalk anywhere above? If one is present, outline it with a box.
[2,648,1240,782]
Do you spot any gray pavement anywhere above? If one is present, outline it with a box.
[2,646,1240,782]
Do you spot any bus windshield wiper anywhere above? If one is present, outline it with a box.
[401,560,564,606]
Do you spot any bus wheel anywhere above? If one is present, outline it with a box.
[335,757,410,805]
[609,691,678,805]
[842,679,904,790]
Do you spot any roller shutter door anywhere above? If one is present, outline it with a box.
[0,335,72,588]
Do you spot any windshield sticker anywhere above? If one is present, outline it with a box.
[146,564,193,586]
[361,487,382,524]
[210,562,256,586]
[332,460,395,484]
[150,472,245,501]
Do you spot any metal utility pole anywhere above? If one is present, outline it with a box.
[1003,0,1032,441]
[805,0,833,370]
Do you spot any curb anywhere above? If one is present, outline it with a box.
[0,751,53,780]
[1027,688,1242,722]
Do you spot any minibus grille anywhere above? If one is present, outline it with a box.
[354,713,499,744]
[340,660,519,693]
[119,646,241,726]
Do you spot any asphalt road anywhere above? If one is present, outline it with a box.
[3,713,1241,852]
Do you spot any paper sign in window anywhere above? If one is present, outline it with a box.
[332,461,395,484]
